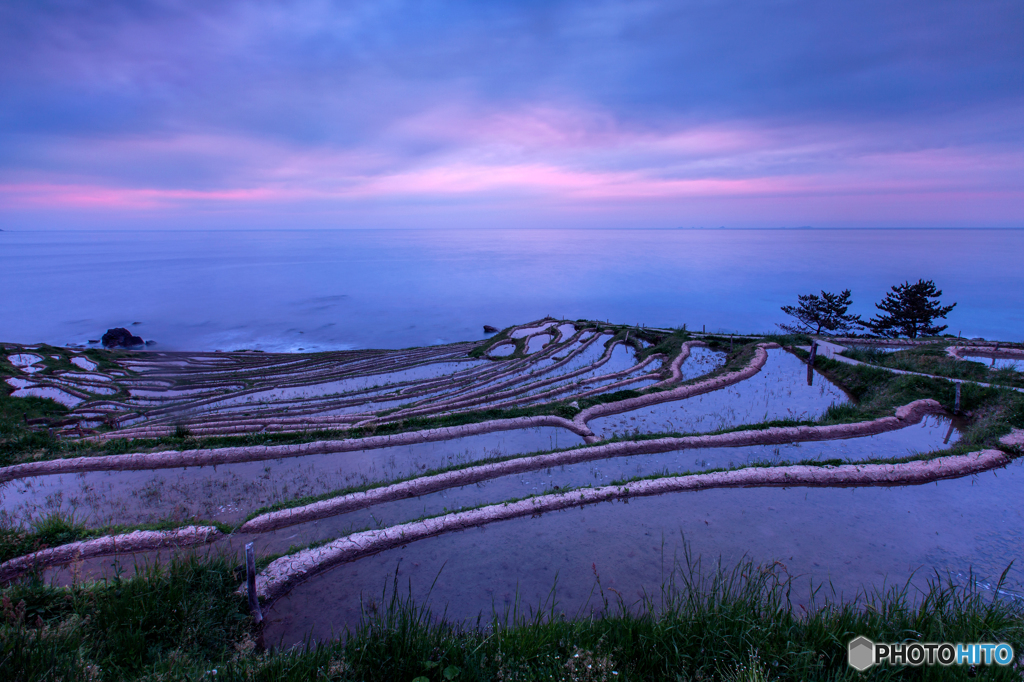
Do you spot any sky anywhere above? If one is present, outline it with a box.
[1,0,1022,230]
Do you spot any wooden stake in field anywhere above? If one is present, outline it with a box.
[954,383,961,413]
[246,542,263,625]
[807,341,818,386]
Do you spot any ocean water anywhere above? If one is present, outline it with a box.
[1,228,1021,350]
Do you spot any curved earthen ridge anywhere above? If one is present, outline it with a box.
[651,340,703,387]
[574,342,778,436]
[1001,428,1024,449]
[241,398,946,533]
[249,448,1010,604]
[0,525,222,585]
[0,416,590,484]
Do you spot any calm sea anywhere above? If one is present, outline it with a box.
[1,228,1021,351]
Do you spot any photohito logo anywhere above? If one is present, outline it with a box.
[848,636,1015,671]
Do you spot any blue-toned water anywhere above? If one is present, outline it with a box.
[1,228,1021,350]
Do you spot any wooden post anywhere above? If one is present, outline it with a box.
[954,383,961,413]
[807,342,817,386]
[245,542,263,625]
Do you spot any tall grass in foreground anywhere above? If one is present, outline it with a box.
[2,548,1022,681]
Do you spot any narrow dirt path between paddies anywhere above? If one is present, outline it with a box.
[241,398,946,533]
[249,447,1013,605]
[809,341,1024,394]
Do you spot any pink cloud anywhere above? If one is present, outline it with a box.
[0,183,291,210]
[347,162,794,199]
[2,106,1021,225]
[391,104,769,157]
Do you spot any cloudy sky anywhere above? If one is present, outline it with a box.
[1,0,1021,229]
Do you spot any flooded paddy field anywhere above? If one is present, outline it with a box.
[190,415,960,563]
[2,319,1021,648]
[265,458,1024,646]
[1,426,583,527]
[590,349,847,438]
[962,354,1024,372]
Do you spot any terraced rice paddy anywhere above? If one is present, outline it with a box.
[1,318,1021,646]
[963,355,1024,372]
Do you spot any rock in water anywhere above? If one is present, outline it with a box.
[483,325,499,333]
[102,327,145,348]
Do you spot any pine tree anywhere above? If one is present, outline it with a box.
[779,289,863,335]
[868,279,956,338]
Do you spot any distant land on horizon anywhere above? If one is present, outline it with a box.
[2,225,1024,233]
[675,226,1024,231]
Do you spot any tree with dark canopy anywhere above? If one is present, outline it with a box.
[779,289,863,335]
[868,279,956,338]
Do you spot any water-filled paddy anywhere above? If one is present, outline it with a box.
[0,427,585,527]
[510,324,556,339]
[963,355,1024,372]
[198,360,488,407]
[8,385,84,406]
[525,335,552,354]
[7,353,42,367]
[678,346,726,381]
[487,343,515,357]
[589,349,847,438]
[262,456,1024,646]
[246,414,959,559]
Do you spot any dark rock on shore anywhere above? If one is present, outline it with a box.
[102,327,145,348]
[483,325,499,333]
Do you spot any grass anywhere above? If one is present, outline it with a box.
[796,350,1024,448]
[0,509,234,564]
[0,390,70,467]
[0,511,89,564]
[1,553,250,681]
[2,549,1022,680]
